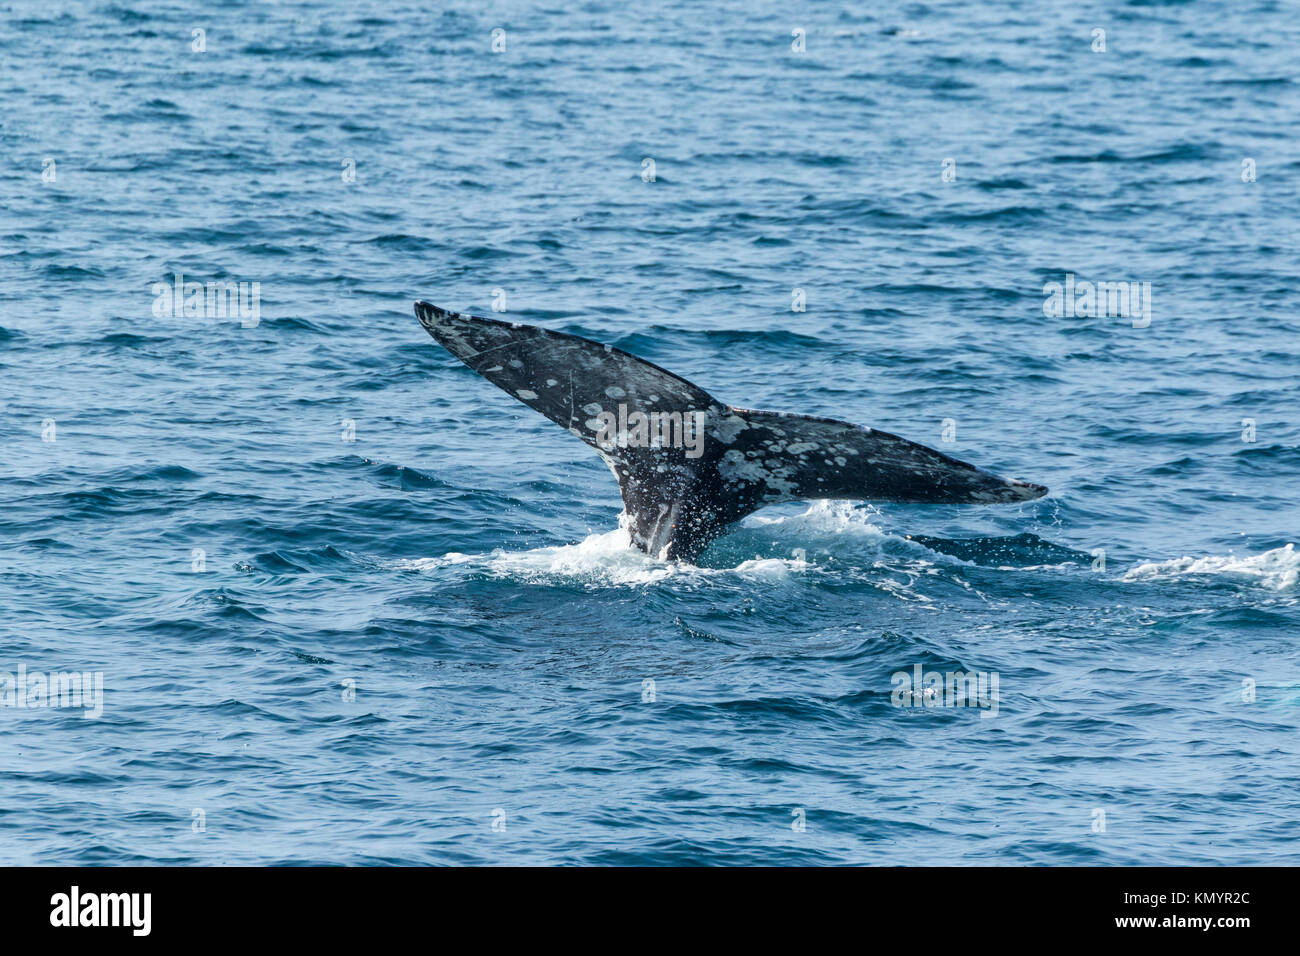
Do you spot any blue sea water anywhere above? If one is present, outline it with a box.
[2,0,1299,865]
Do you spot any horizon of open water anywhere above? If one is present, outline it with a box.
[2,0,1299,864]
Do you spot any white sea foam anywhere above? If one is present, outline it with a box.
[737,499,887,538]
[395,501,891,587]
[397,527,667,585]
[1123,543,1299,591]
[397,526,813,587]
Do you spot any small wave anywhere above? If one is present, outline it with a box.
[96,331,171,349]
[43,264,106,280]
[1123,544,1299,591]
[367,233,444,252]
[238,545,354,575]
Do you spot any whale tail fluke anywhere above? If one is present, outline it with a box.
[415,302,1046,560]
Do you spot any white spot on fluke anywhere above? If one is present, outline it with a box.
[709,414,749,444]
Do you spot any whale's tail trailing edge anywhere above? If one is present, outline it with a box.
[415,302,1046,560]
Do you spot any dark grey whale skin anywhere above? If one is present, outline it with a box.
[415,302,1047,562]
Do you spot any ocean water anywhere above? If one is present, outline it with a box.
[2,0,1299,865]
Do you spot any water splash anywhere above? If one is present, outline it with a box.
[1123,544,1299,591]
